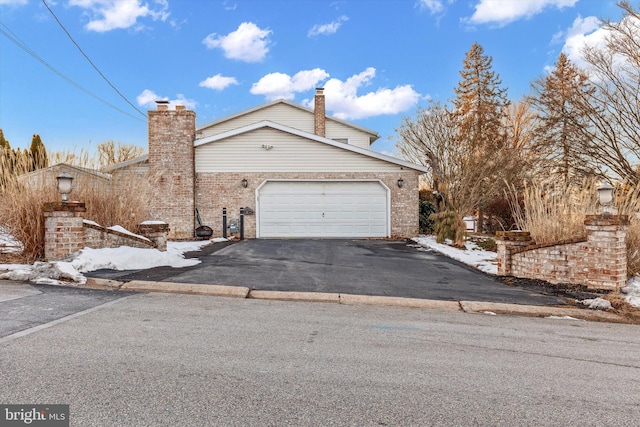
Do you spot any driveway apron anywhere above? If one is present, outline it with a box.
[112,239,565,306]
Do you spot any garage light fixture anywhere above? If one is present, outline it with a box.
[397,178,404,188]
[242,178,248,188]
[56,172,74,202]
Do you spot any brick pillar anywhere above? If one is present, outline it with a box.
[583,215,629,290]
[138,221,170,251]
[148,102,196,240]
[495,231,533,276]
[43,201,86,261]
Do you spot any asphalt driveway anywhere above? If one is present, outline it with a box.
[92,239,566,306]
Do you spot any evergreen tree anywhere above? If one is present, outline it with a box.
[29,134,48,171]
[529,53,596,186]
[451,42,510,232]
[0,129,10,150]
[452,43,510,152]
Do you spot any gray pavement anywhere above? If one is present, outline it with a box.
[0,280,131,339]
[1,293,639,426]
[91,239,567,306]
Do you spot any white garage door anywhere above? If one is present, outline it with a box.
[258,181,388,238]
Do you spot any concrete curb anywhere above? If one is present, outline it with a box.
[121,280,250,298]
[85,277,124,290]
[249,290,340,303]
[76,278,629,323]
[460,301,625,322]
[339,293,461,311]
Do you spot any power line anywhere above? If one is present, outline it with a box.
[0,22,144,123]
[41,0,147,119]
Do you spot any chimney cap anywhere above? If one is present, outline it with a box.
[315,87,324,94]
[155,100,170,104]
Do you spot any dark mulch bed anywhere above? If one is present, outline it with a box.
[497,276,607,301]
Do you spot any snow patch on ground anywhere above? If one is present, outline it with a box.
[412,235,497,275]
[546,316,585,321]
[579,297,613,310]
[0,261,86,285]
[0,227,22,253]
[0,239,223,286]
[622,276,640,308]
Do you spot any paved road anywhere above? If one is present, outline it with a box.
[0,280,130,339]
[1,292,639,426]
[91,239,566,306]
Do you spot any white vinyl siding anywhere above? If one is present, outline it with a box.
[257,181,388,238]
[200,104,313,137]
[325,121,370,149]
[198,102,374,149]
[195,127,402,173]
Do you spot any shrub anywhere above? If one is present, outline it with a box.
[419,199,436,234]
[430,210,466,248]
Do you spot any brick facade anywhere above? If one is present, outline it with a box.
[148,103,196,240]
[496,215,629,290]
[195,171,420,239]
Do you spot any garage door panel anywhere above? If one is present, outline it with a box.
[258,181,388,238]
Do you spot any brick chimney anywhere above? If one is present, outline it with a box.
[148,101,196,239]
[314,88,326,137]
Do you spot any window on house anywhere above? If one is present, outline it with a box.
[332,138,349,144]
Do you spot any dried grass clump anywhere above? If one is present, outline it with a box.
[508,179,597,243]
[0,153,153,263]
[617,183,640,277]
[509,178,640,277]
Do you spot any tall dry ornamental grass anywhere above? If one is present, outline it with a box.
[0,152,154,263]
[509,178,640,277]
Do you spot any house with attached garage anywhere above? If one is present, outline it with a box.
[116,88,429,240]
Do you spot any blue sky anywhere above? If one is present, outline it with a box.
[0,0,625,157]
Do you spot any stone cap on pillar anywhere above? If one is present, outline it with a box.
[495,231,532,241]
[584,215,629,226]
[43,201,86,213]
[138,220,170,234]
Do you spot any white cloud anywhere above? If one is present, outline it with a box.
[560,15,604,69]
[416,0,445,15]
[69,0,169,32]
[199,74,239,91]
[0,0,28,6]
[307,67,421,120]
[222,0,237,11]
[308,15,348,37]
[203,22,271,63]
[466,0,578,26]
[250,68,330,100]
[136,89,197,109]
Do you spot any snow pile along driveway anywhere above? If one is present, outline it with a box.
[412,235,497,275]
[0,240,222,286]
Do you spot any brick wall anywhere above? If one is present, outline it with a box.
[83,222,156,251]
[43,202,168,261]
[195,171,420,239]
[496,215,629,290]
[148,104,196,240]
